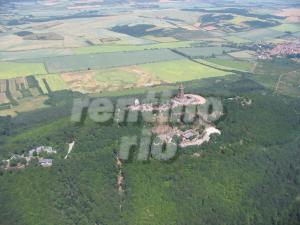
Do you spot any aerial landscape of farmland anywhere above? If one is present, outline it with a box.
[0,0,299,116]
[0,0,299,225]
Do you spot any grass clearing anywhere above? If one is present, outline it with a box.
[138,59,231,82]
[0,61,47,79]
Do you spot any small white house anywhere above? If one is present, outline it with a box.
[29,146,56,157]
[38,159,53,167]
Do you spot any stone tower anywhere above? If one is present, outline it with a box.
[177,83,185,99]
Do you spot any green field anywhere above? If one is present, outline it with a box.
[94,69,139,85]
[224,36,252,44]
[175,47,237,58]
[139,59,231,82]
[44,49,184,73]
[228,50,256,60]
[0,62,47,79]
[74,41,194,55]
[0,49,74,61]
[235,29,284,41]
[272,23,300,33]
[205,59,254,72]
[35,74,69,94]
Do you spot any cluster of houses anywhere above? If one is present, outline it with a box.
[258,41,300,59]
[29,146,56,167]
[1,146,57,170]
[29,146,56,157]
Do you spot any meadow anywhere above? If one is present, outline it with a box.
[138,59,231,82]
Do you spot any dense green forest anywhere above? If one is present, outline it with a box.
[0,60,300,225]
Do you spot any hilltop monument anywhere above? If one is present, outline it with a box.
[173,84,206,106]
[177,83,185,99]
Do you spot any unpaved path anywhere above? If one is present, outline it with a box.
[64,141,75,159]
[274,73,285,93]
[116,155,124,212]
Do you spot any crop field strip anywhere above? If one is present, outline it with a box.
[173,46,238,58]
[0,61,47,79]
[43,48,185,73]
[234,29,285,41]
[0,48,75,61]
[205,59,254,72]
[74,41,195,55]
